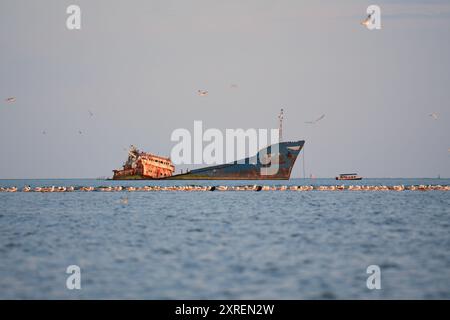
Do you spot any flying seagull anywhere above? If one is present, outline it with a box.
[88,110,94,117]
[305,114,325,124]
[429,113,438,120]
[5,97,16,103]
[197,90,208,97]
[361,13,373,27]
[42,130,47,135]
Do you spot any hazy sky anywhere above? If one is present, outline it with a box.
[1,0,449,178]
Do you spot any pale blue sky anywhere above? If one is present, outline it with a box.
[0,0,449,178]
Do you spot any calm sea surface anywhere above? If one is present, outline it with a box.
[0,178,449,299]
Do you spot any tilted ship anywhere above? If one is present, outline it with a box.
[112,110,305,180]
[166,140,304,180]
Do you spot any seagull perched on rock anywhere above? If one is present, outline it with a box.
[305,114,325,124]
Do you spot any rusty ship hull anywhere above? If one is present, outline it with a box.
[112,145,175,180]
[167,140,305,180]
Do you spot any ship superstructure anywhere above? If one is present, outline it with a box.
[112,145,174,180]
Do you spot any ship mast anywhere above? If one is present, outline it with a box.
[278,108,284,142]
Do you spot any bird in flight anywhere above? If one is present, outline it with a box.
[197,90,208,97]
[42,130,47,135]
[88,110,94,117]
[5,97,16,103]
[361,13,373,27]
[78,130,83,135]
[429,113,438,120]
[305,114,325,124]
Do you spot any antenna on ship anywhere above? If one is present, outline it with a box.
[278,108,284,142]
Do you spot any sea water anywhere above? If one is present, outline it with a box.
[0,178,449,299]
